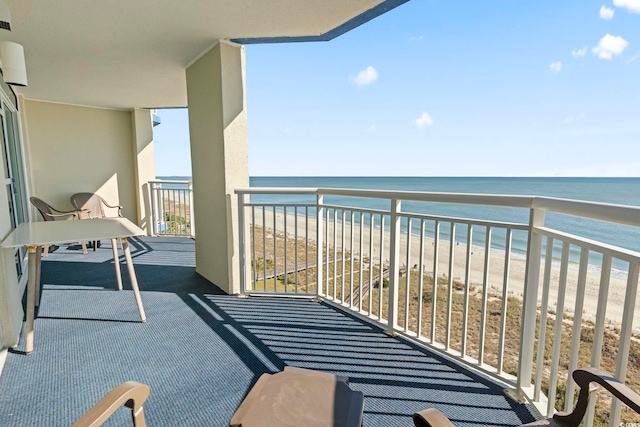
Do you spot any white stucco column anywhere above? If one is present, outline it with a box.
[186,40,249,294]
[131,108,156,235]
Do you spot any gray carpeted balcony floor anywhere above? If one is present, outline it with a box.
[0,237,539,426]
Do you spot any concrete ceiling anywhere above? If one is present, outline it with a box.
[2,0,407,110]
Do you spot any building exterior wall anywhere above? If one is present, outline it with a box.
[21,100,137,221]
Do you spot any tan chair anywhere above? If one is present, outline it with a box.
[71,381,149,427]
[70,192,123,251]
[413,367,640,427]
[29,196,88,256]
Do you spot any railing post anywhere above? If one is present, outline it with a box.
[517,207,545,396]
[188,181,195,238]
[386,199,401,336]
[150,182,157,237]
[316,193,324,298]
[237,192,247,296]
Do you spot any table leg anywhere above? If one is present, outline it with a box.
[121,237,146,322]
[111,238,123,291]
[25,245,38,355]
[35,246,42,307]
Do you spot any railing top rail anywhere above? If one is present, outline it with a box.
[234,187,640,227]
[149,179,192,185]
[317,187,536,207]
[532,196,640,228]
[235,187,318,195]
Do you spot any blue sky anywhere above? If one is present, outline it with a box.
[154,0,640,177]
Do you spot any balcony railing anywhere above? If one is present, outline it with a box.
[149,179,194,237]
[236,187,640,427]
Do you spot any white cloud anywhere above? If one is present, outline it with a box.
[592,34,628,59]
[366,124,377,132]
[572,47,588,57]
[564,113,586,124]
[351,66,378,87]
[600,5,615,19]
[627,51,640,63]
[613,0,640,12]
[549,61,562,73]
[413,112,434,129]
[409,36,424,42]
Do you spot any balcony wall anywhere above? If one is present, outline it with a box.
[19,99,153,225]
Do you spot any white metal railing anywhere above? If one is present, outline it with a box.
[235,187,640,427]
[149,180,194,237]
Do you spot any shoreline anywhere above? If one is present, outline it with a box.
[252,207,639,333]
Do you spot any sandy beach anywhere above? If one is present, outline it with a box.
[250,207,639,333]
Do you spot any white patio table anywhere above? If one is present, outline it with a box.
[0,217,147,354]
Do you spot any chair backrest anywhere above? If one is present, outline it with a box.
[30,196,56,221]
[70,193,106,219]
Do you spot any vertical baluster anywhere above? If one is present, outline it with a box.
[306,206,310,294]
[316,195,324,298]
[534,237,555,401]
[350,211,355,308]
[238,193,247,295]
[369,213,374,316]
[159,188,165,235]
[273,206,277,293]
[182,187,187,235]
[547,242,571,417]
[341,210,346,303]
[461,224,473,357]
[446,222,456,350]
[294,206,298,293]
[172,189,176,234]
[333,209,338,299]
[609,263,639,427]
[252,206,257,291]
[417,219,426,339]
[497,228,513,374]
[262,206,266,292]
[359,212,364,312]
[478,226,492,365]
[405,217,412,332]
[325,207,329,297]
[150,182,156,236]
[283,206,288,294]
[564,247,590,413]
[188,181,195,237]
[431,220,440,344]
[378,214,385,320]
[584,254,612,427]
[178,188,183,235]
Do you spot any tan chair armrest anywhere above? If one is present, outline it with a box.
[102,201,123,216]
[71,381,150,427]
[554,367,640,427]
[46,211,79,219]
[413,408,457,427]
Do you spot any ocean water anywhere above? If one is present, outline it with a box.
[159,176,640,271]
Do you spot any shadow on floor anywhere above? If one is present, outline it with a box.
[1,237,538,427]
